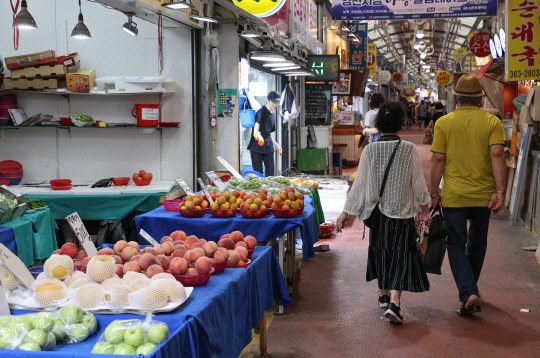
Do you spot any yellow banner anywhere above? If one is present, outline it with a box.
[506,0,540,81]
[367,43,376,82]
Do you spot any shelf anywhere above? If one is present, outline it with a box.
[0,89,172,96]
[0,125,179,130]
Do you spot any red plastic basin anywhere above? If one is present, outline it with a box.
[112,177,130,186]
[163,199,183,211]
[247,248,254,259]
[210,209,238,218]
[211,259,228,273]
[179,208,207,218]
[166,267,214,287]
[239,209,271,219]
[271,206,304,218]
[227,259,251,268]
[50,179,72,186]
[134,179,152,186]
[0,160,23,174]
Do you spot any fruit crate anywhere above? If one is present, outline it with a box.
[0,186,29,224]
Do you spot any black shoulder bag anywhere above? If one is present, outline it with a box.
[423,205,449,275]
[363,140,401,230]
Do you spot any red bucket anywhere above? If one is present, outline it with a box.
[132,103,159,127]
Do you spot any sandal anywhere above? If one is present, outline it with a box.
[456,294,478,317]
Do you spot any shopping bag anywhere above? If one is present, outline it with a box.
[423,206,449,275]
[423,130,433,145]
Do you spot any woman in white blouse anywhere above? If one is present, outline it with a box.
[336,102,431,324]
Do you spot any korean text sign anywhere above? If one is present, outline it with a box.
[348,23,368,71]
[506,0,540,81]
[367,44,377,81]
[332,0,497,21]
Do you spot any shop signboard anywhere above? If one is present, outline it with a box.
[469,32,492,57]
[367,44,377,82]
[519,80,538,96]
[348,23,368,71]
[305,84,332,126]
[292,0,310,48]
[331,0,497,20]
[217,89,237,118]
[337,111,355,124]
[232,0,286,17]
[261,0,290,37]
[436,71,451,85]
[307,55,340,82]
[392,73,403,83]
[379,70,391,84]
[505,0,540,82]
[453,48,468,63]
[468,31,479,43]
[308,0,318,53]
[461,54,481,73]
[394,73,408,88]
[332,72,351,95]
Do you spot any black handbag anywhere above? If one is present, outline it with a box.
[364,140,401,229]
[423,205,449,275]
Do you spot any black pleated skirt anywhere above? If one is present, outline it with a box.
[366,210,430,292]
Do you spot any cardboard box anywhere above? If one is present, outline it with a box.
[5,50,56,70]
[3,78,59,90]
[66,69,96,91]
[11,64,67,79]
[55,53,80,69]
[526,86,540,122]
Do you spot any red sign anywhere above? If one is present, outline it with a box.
[367,52,375,67]
[392,73,403,83]
[469,32,493,57]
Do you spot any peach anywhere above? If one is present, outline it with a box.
[127,241,140,251]
[53,249,61,255]
[219,234,230,240]
[190,242,204,249]
[113,240,129,256]
[199,239,208,245]
[245,235,257,249]
[97,248,114,256]
[156,255,170,269]
[146,264,164,278]
[187,268,199,276]
[121,247,138,262]
[170,230,187,242]
[130,255,140,262]
[76,250,87,262]
[112,255,122,264]
[160,236,173,244]
[183,244,191,250]
[207,241,218,252]
[229,231,244,243]
[73,260,82,267]
[184,250,200,264]
[209,258,215,263]
[172,247,187,258]
[202,243,216,257]
[194,257,212,274]
[161,242,175,255]
[170,257,189,275]
[217,248,230,260]
[192,248,205,258]
[228,250,241,266]
[139,253,158,270]
[115,264,124,276]
[218,238,235,250]
[173,240,185,246]
[61,243,78,259]
[185,236,198,245]
[235,246,248,262]
[154,247,166,256]
[82,256,93,270]
[235,241,248,249]
[123,261,141,274]
[213,250,228,262]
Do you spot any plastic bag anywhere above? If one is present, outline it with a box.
[0,305,96,351]
[91,314,169,355]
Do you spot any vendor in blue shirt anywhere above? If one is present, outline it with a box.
[362,93,385,143]
[247,91,283,177]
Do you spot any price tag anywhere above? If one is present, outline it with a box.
[0,243,35,290]
[216,156,243,180]
[205,171,226,191]
[197,178,214,204]
[175,179,195,196]
[139,229,160,247]
[65,212,98,256]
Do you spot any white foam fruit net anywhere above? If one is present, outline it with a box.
[151,279,187,302]
[123,271,146,284]
[101,277,126,289]
[71,283,105,308]
[44,255,74,279]
[0,264,21,291]
[70,277,95,289]
[36,272,48,281]
[104,284,134,308]
[129,277,151,291]
[33,281,68,306]
[64,271,88,287]
[31,277,64,291]
[128,285,168,309]
[150,273,176,281]
[86,256,116,283]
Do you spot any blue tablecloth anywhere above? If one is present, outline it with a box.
[8,246,290,358]
[135,196,319,261]
[0,226,17,256]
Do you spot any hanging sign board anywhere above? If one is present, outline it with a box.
[66,212,98,256]
[332,72,351,95]
[175,179,195,196]
[367,44,377,82]
[0,243,35,290]
[461,54,481,73]
[436,71,451,85]
[453,48,468,63]
[307,55,340,82]
[505,0,540,82]
[205,171,226,191]
[292,0,308,47]
[216,156,243,180]
[232,0,286,17]
[139,229,160,247]
[469,32,493,57]
[379,70,391,84]
[348,23,367,71]
[331,0,497,20]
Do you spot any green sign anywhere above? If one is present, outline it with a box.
[307,55,340,82]
[217,89,237,117]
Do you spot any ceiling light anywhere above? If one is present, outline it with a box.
[241,24,259,38]
[431,72,435,76]
[420,53,427,59]
[192,15,217,23]
[122,13,138,36]
[161,0,194,9]
[71,0,91,39]
[367,78,373,82]
[250,52,286,62]
[272,66,301,71]
[413,43,422,50]
[16,0,37,30]
[263,61,296,67]
[416,29,425,39]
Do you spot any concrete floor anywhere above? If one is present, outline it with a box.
[241,128,540,358]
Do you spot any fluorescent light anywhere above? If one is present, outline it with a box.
[162,0,194,9]
[251,52,286,62]
[241,32,259,38]
[263,61,296,67]
[16,0,37,30]
[192,15,217,23]
[272,66,301,71]
[281,71,312,76]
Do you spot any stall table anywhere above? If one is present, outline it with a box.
[10,246,290,358]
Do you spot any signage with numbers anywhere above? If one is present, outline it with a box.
[216,156,243,180]
[307,55,340,82]
[65,212,98,256]
[139,229,160,247]
[205,171,226,191]
[469,32,492,57]
[175,179,195,196]
[197,178,214,204]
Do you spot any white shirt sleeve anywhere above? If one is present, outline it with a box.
[364,110,375,128]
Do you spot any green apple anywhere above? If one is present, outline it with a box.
[0,317,12,328]
[44,332,56,351]
[60,305,84,325]
[136,343,157,355]
[143,337,150,344]
[147,325,168,344]
[0,326,20,349]
[81,315,97,335]
[18,341,41,351]
[113,342,136,355]
[24,329,47,347]
[123,326,145,347]
[51,321,66,341]
[66,323,89,343]
[104,321,126,344]
[91,342,116,354]
[11,316,32,331]
[31,313,55,333]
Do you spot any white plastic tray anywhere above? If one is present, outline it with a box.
[121,181,175,194]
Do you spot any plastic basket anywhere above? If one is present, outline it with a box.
[0,160,23,174]
[211,260,228,273]
[242,170,265,179]
[513,95,528,112]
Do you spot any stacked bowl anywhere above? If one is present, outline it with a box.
[0,95,17,126]
[0,160,23,185]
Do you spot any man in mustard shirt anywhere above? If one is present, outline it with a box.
[430,74,506,317]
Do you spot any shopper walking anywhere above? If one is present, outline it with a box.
[336,102,431,324]
[247,91,282,177]
[417,100,428,128]
[430,74,506,316]
[426,102,445,134]
[406,101,415,129]
[362,93,385,143]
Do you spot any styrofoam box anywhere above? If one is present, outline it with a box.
[95,76,174,93]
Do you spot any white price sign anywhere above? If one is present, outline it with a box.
[175,179,195,196]
[197,178,214,204]
[216,156,243,180]
[65,212,98,256]
[205,171,226,191]
[139,229,160,247]
[0,243,35,291]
